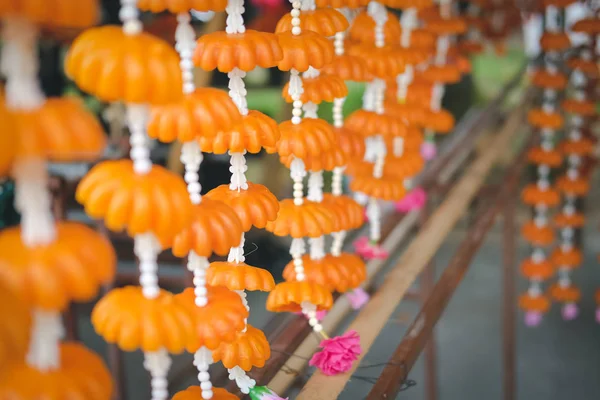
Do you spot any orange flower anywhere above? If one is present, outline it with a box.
[531,70,567,90]
[521,184,560,207]
[280,146,346,172]
[410,29,437,50]
[350,174,407,201]
[266,199,336,238]
[0,281,30,366]
[194,30,283,73]
[0,0,98,28]
[336,127,366,160]
[345,110,410,137]
[519,294,550,313]
[554,212,585,229]
[571,18,600,34]
[560,138,594,156]
[384,101,427,127]
[458,40,484,55]
[348,44,405,78]
[520,221,554,246]
[267,281,333,312]
[138,0,227,13]
[173,386,239,400]
[382,0,433,9]
[65,26,182,104]
[271,119,336,159]
[206,262,275,292]
[283,254,365,293]
[556,176,590,197]
[551,247,582,268]
[528,108,564,129]
[520,258,554,280]
[549,284,580,303]
[315,0,369,6]
[321,193,364,231]
[0,93,14,177]
[540,32,571,52]
[321,54,373,82]
[276,8,349,37]
[212,325,271,371]
[283,74,348,104]
[424,17,467,35]
[422,109,455,134]
[417,65,461,84]
[562,98,596,116]
[348,10,402,46]
[277,30,335,72]
[567,57,599,77]
[527,147,563,167]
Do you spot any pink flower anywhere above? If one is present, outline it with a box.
[395,188,427,213]
[346,288,370,310]
[353,236,389,260]
[561,303,578,321]
[309,330,362,376]
[524,311,542,327]
[421,142,437,160]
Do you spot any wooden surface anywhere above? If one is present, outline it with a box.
[295,99,527,400]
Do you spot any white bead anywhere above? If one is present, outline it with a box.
[293,100,303,108]
[123,20,142,35]
[292,18,301,26]
[202,389,214,399]
[201,381,213,390]
[143,286,160,299]
[309,317,318,325]
[292,26,301,35]
[195,286,208,296]
[198,371,210,381]
[296,273,305,281]
[195,297,208,307]
[291,9,300,17]
[313,324,323,332]
[188,182,201,194]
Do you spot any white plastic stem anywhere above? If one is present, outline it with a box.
[331,230,347,257]
[290,0,302,36]
[144,349,172,400]
[120,0,143,35]
[291,157,306,206]
[194,347,214,399]
[188,251,210,307]
[225,0,246,34]
[367,198,381,242]
[229,151,249,191]
[127,104,153,175]
[290,238,306,281]
[181,142,203,205]
[332,166,344,196]
[228,68,249,115]
[176,13,197,94]
[26,309,64,371]
[135,233,162,299]
[289,69,304,125]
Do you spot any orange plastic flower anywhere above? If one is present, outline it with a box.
[348,44,405,78]
[519,294,550,313]
[212,325,271,371]
[321,54,373,82]
[276,8,349,37]
[549,284,580,303]
[176,286,248,351]
[0,282,30,366]
[384,152,425,177]
[531,70,567,90]
[562,98,596,117]
[424,17,467,35]
[173,386,239,400]
[384,101,427,127]
[556,176,590,197]
[280,146,346,173]
[205,183,279,231]
[0,343,113,400]
[410,29,437,50]
[521,221,554,246]
[0,222,116,312]
[0,97,15,177]
[171,199,244,258]
[198,110,280,154]
[551,247,582,268]
[348,10,402,46]
[65,26,182,104]
[277,30,335,72]
[194,30,283,73]
[138,0,227,13]
[571,18,600,34]
[76,160,193,243]
[520,258,554,280]
[336,127,366,160]
[527,147,563,167]
[521,184,560,207]
[147,88,242,143]
[282,74,348,104]
[417,65,461,84]
[92,286,195,353]
[560,138,594,156]
[422,109,455,133]
[0,0,98,27]
[321,193,364,231]
[266,199,336,238]
[271,119,336,159]
[554,212,585,228]
[567,57,599,77]
[350,174,407,201]
[540,32,571,51]
[527,109,564,129]
[345,110,409,138]
[206,261,275,292]
[267,281,334,312]
[315,0,369,7]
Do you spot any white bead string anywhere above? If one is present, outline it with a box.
[226,0,246,34]
[227,365,256,394]
[301,301,324,333]
[135,232,162,299]
[290,0,302,36]
[367,1,387,49]
[291,238,306,281]
[181,142,203,205]
[26,310,64,371]
[176,13,197,94]
[188,251,210,307]
[127,104,153,175]
[144,349,172,400]
[367,197,381,243]
[291,157,306,206]
[120,0,143,36]
[194,347,214,399]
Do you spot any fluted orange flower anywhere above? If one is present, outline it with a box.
[409,29,437,50]
[336,127,366,160]
[283,74,348,104]
[194,30,283,73]
[205,183,279,232]
[567,57,599,77]
[556,176,590,197]
[280,146,346,173]
[350,174,407,201]
[0,222,116,312]
[554,212,585,229]
[521,184,560,207]
[384,101,427,127]
[176,287,248,352]
[198,110,280,154]
[138,0,227,12]
[345,110,409,138]
[65,26,182,104]
[171,199,244,258]
[551,247,582,268]
[0,93,14,177]
[0,0,99,27]
[382,0,433,9]
[315,0,369,7]
[212,325,271,371]
[527,147,563,167]
[458,40,484,55]
[562,98,596,117]
[519,293,550,313]
[283,254,365,293]
[560,138,594,156]
[348,10,402,46]
[266,199,336,238]
[384,152,425,177]
[422,109,455,134]
[206,262,275,292]
[0,281,30,366]
[527,109,564,129]
[321,54,373,82]
[424,17,467,35]
[173,386,239,400]
[521,221,554,246]
[76,160,193,244]
[540,32,571,52]
[267,281,334,312]
[148,88,242,143]
[417,65,461,84]
[549,284,580,303]
[520,258,554,280]
[348,44,405,79]
[571,18,600,34]
[271,119,336,159]
[277,30,335,72]
[531,70,567,90]
[321,193,364,231]
[276,8,349,37]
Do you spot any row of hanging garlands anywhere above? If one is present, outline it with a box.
[519,0,599,327]
[0,0,518,398]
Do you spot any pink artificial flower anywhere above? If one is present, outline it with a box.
[346,288,370,310]
[524,311,542,327]
[421,141,437,160]
[309,330,362,376]
[395,187,427,213]
[561,303,578,321]
[354,236,389,260]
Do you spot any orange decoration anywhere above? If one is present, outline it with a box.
[194,30,283,73]
[384,101,427,127]
[520,258,554,280]
[171,199,244,258]
[0,222,115,311]
[272,119,336,159]
[350,174,407,201]
[283,254,365,293]
[335,127,366,160]
[348,44,405,78]
[65,26,183,104]
[571,18,600,34]
[206,262,275,292]
[540,32,571,51]
[282,74,348,104]
[519,294,550,313]
[520,221,554,246]
[147,88,242,143]
[0,282,30,366]
[458,40,484,55]
[409,29,437,50]
[385,153,426,177]
[92,287,195,353]
[549,284,580,303]
[277,30,335,72]
[173,386,239,400]
[176,287,248,352]
[560,138,594,156]
[554,212,585,228]
[521,184,560,207]
[321,54,373,82]
[276,8,349,37]
[205,183,279,232]
[567,58,599,77]
[527,109,564,129]
[0,96,14,177]
[0,342,113,400]
[266,281,333,312]
[76,160,193,243]
[531,70,567,90]
[266,199,336,238]
[198,110,280,154]
[13,97,105,162]
[321,193,364,231]
[280,146,346,173]
[345,110,409,137]
[424,17,467,35]
[348,10,401,46]
[417,65,461,84]
[562,98,596,116]
[551,247,582,268]
[422,109,455,134]
[138,0,227,12]
[212,325,271,371]
[527,147,563,167]
[0,0,99,27]
[556,176,590,197]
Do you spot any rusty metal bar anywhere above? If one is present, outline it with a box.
[365,135,531,400]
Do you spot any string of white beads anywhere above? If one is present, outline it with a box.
[309,236,326,260]
[331,230,347,257]
[135,232,162,299]
[367,1,387,48]
[225,0,245,34]
[290,0,302,36]
[332,166,344,196]
[127,104,152,175]
[301,301,324,332]
[229,151,249,191]
[393,137,405,158]
[194,347,214,399]
[181,142,203,205]
[176,13,197,94]
[289,69,304,124]
[236,290,249,332]
[144,349,172,400]
[333,97,345,128]
[396,65,414,102]
[228,366,256,394]
[367,198,381,243]
[307,171,324,202]
[120,0,142,35]
[291,158,306,206]
[400,8,417,48]
[26,310,63,371]
[188,251,210,307]
[228,233,246,264]
[228,68,249,115]
[290,238,306,281]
